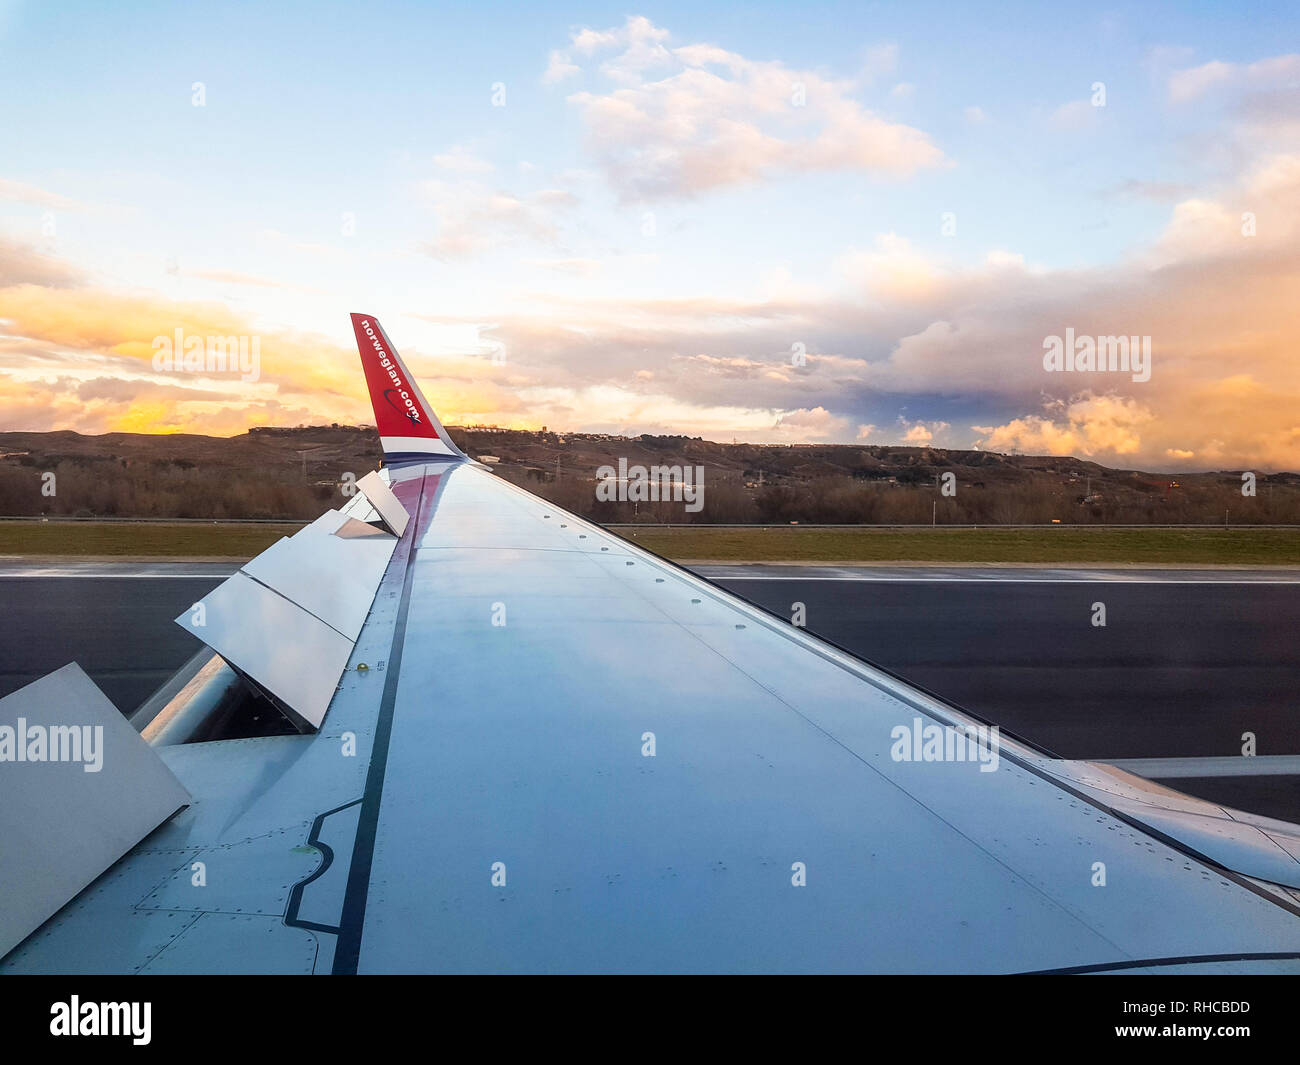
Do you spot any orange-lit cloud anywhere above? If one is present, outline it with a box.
[2,62,1300,473]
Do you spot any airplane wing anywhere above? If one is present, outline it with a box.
[5,314,1300,974]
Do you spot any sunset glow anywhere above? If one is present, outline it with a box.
[1,3,1297,469]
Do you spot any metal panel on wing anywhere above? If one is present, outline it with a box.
[241,510,397,641]
[340,489,384,526]
[0,664,190,958]
[175,572,354,731]
[355,470,409,537]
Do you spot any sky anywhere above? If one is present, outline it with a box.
[0,1,1297,470]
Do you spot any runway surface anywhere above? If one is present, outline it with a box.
[3,561,1298,819]
[699,565,1300,762]
[0,566,224,716]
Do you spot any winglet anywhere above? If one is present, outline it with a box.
[350,313,467,463]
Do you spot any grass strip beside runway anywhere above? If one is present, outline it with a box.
[620,525,1300,565]
[0,521,304,558]
[2,520,1299,564]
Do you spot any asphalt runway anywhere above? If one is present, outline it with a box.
[3,561,1299,819]
[0,564,229,716]
[697,566,1300,762]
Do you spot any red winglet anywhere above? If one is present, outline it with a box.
[350,313,466,462]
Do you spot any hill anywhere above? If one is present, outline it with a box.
[1,425,1296,525]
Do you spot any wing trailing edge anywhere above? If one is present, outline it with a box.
[0,664,190,959]
[174,472,412,732]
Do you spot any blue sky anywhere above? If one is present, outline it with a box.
[0,2,1297,468]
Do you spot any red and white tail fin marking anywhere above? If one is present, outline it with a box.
[350,313,466,462]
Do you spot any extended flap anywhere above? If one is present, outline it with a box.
[0,664,190,959]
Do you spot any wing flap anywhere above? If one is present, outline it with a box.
[176,479,410,731]
[0,664,190,959]
[176,572,355,731]
[242,511,396,641]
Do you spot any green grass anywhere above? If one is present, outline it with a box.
[0,521,304,558]
[2,521,1299,565]
[618,526,1300,565]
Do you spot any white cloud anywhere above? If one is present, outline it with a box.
[772,405,854,439]
[1168,53,1300,103]
[1168,59,1235,102]
[543,49,580,84]
[555,16,946,200]
[420,180,576,259]
[835,233,943,302]
[1048,99,1098,130]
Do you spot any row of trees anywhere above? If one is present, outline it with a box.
[0,460,333,520]
[3,457,1296,525]
[499,469,1300,525]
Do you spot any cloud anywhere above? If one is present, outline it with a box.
[835,233,943,302]
[0,179,89,212]
[423,147,1300,468]
[73,375,238,404]
[0,355,314,436]
[186,268,295,289]
[973,395,1153,457]
[1168,59,1236,103]
[0,237,83,288]
[1168,53,1300,103]
[555,16,946,200]
[1048,98,1099,130]
[0,283,359,407]
[2,43,1298,470]
[900,419,949,445]
[542,49,581,84]
[419,179,576,259]
[772,405,854,439]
